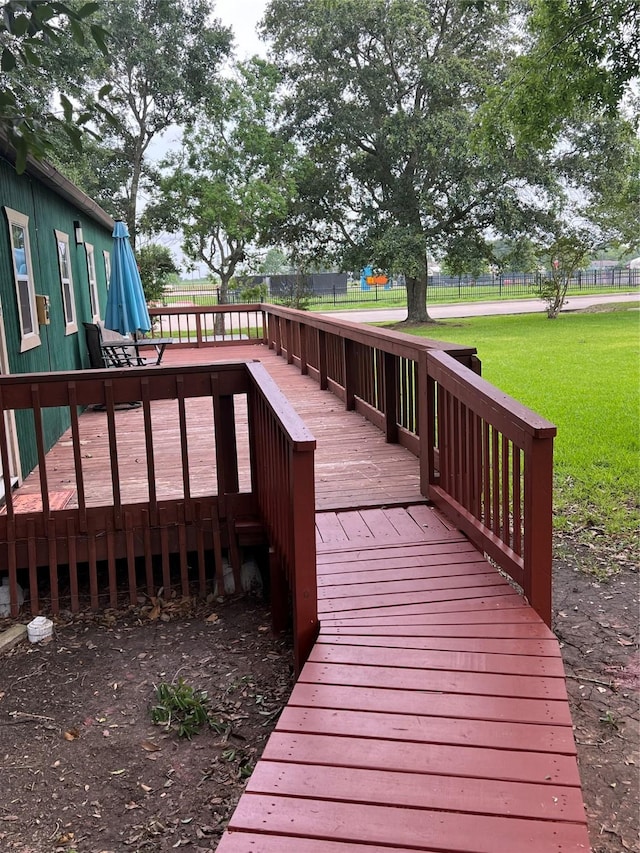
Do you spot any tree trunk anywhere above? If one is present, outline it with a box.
[215,276,231,337]
[405,274,432,323]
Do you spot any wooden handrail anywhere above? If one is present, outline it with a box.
[149,302,556,624]
[0,361,318,668]
[246,362,317,673]
[421,350,556,625]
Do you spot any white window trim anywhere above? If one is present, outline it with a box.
[85,242,100,321]
[3,207,41,353]
[103,249,111,288]
[54,229,78,335]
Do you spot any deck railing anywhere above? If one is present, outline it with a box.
[152,301,556,623]
[0,361,317,663]
[149,304,267,346]
[420,350,556,623]
[246,362,317,671]
[262,303,480,456]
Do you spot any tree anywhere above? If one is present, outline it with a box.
[489,1,640,151]
[259,247,290,275]
[537,234,590,319]
[56,0,232,247]
[136,243,179,304]
[143,59,299,315]
[523,116,640,317]
[0,0,109,171]
[262,0,550,323]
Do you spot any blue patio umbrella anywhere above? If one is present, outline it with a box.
[104,220,151,336]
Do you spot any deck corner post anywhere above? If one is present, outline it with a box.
[289,446,318,676]
[523,433,555,626]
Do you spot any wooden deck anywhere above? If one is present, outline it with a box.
[15,344,423,512]
[8,343,590,850]
[217,504,590,852]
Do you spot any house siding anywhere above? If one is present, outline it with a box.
[0,155,114,479]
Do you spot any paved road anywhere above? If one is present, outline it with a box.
[320,292,639,324]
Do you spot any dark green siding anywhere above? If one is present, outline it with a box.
[0,157,113,478]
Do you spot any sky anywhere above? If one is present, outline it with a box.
[216,0,269,59]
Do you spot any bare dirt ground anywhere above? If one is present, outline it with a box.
[0,539,638,853]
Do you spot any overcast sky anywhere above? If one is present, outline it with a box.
[216,0,269,59]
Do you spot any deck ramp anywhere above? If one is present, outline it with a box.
[217,505,590,852]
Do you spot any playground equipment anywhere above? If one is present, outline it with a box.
[360,265,391,291]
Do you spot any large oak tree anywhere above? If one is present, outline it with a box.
[262,0,534,322]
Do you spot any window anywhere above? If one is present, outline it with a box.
[85,243,100,320]
[3,207,41,352]
[54,230,78,334]
[103,250,111,288]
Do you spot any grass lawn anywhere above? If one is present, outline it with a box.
[392,304,640,546]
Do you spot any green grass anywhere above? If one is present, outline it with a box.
[392,304,640,544]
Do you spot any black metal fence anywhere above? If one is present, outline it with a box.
[165,267,639,309]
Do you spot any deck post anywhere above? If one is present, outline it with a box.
[318,330,328,390]
[299,323,308,375]
[289,444,318,675]
[418,350,432,497]
[523,433,554,626]
[212,376,239,512]
[285,319,294,364]
[383,351,399,444]
[269,547,288,635]
[344,339,356,411]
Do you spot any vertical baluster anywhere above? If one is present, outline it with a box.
[501,433,510,545]
[67,517,79,612]
[30,385,49,516]
[27,518,38,614]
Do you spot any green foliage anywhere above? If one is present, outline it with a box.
[275,274,313,310]
[262,0,541,322]
[53,0,232,245]
[259,247,289,275]
[150,678,211,739]
[0,0,109,171]
[399,307,640,543]
[537,235,590,318]
[238,282,268,303]
[482,0,639,151]
[136,244,179,304]
[144,58,299,301]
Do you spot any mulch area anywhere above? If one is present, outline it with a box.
[0,538,637,853]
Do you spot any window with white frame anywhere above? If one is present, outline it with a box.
[103,249,111,288]
[85,243,100,320]
[54,230,78,334]
[3,207,41,352]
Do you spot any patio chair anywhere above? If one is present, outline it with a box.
[83,322,148,369]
